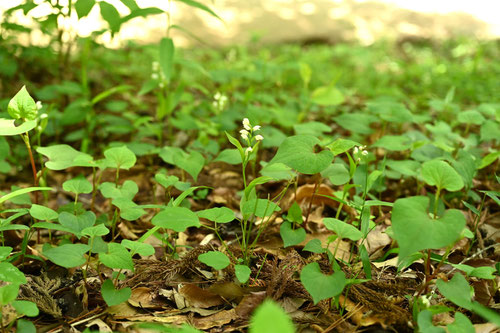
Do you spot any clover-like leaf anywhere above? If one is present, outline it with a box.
[8,86,37,120]
[392,196,466,262]
[152,206,201,232]
[270,135,333,174]
[300,262,346,304]
[421,160,464,192]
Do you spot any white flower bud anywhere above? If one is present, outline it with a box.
[252,125,261,131]
[255,134,264,141]
[362,150,368,156]
[152,61,159,71]
[245,147,253,155]
[151,73,159,80]
[240,129,249,140]
[242,118,251,130]
[36,101,43,111]
[39,113,48,120]
[353,147,359,154]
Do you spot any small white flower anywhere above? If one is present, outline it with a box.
[152,61,159,71]
[151,73,159,80]
[245,147,253,155]
[252,125,261,131]
[255,134,264,141]
[39,113,48,120]
[36,101,43,111]
[353,147,359,154]
[240,129,249,140]
[421,295,430,307]
[242,118,251,130]
[361,150,368,156]
[214,92,221,100]
[159,82,165,89]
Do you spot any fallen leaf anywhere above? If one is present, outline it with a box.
[179,284,225,308]
[193,309,237,330]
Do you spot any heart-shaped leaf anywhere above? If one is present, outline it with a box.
[29,204,58,221]
[311,86,344,106]
[249,300,295,333]
[63,175,92,195]
[152,206,200,232]
[300,262,346,304]
[270,135,334,174]
[0,262,26,283]
[234,264,251,284]
[280,221,306,248]
[436,274,473,310]
[81,224,109,238]
[323,218,362,241]
[173,150,205,182]
[101,279,131,306]
[99,243,134,270]
[43,244,90,268]
[112,197,146,221]
[0,119,37,136]
[241,199,281,218]
[100,180,138,200]
[121,239,155,256]
[392,196,466,261]
[36,144,94,170]
[103,146,136,170]
[58,211,96,238]
[8,86,37,120]
[421,160,464,192]
[197,207,235,223]
[198,251,230,270]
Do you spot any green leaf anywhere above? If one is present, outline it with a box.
[242,199,281,218]
[101,279,131,306]
[152,206,201,232]
[197,207,235,223]
[8,86,37,120]
[121,239,154,256]
[234,265,251,284]
[198,251,230,270]
[99,243,134,270]
[99,180,138,200]
[75,0,96,18]
[29,204,58,221]
[173,150,204,182]
[323,218,362,241]
[326,138,360,156]
[119,0,139,11]
[452,264,496,280]
[287,201,303,224]
[17,319,37,333]
[417,310,446,333]
[260,162,295,181]
[447,312,474,333]
[104,146,136,170]
[214,148,241,165]
[58,211,96,237]
[300,262,346,304]
[457,110,485,125]
[321,163,350,185]
[392,196,466,262]
[0,283,20,305]
[311,86,344,106]
[11,300,39,317]
[436,274,473,310]
[0,262,26,283]
[294,122,331,136]
[421,160,464,192]
[479,151,500,169]
[0,119,37,136]
[81,224,109,238]
[244,176,273,200]
[37,144,94,170]
[122,7,164,22]
[386,159,421,177]
[175,0,222,21]
[249,299,295,333]
[155,173,180,188]
[280,221,306,248]
[63,175,92,195]
[303,239,324,253]
[99,1,122,33]
[160,37,175,82]
[0,246,13,261]
[43,244,90,268]
[270,135,334,174]
[372,135,412,151]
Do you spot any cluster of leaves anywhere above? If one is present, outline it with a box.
[0,1,500,331]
